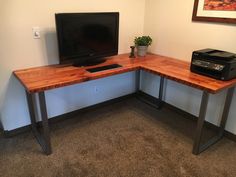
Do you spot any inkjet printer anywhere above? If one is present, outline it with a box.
[191,49,236,80]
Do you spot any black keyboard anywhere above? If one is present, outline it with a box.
[86,64,122,73]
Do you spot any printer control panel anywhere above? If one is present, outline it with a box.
[192,59,225,71]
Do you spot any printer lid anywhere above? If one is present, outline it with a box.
[195,49,236,62]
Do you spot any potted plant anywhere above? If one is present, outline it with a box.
[134,36,152,57]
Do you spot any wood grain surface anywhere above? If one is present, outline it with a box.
[13,54,236,94]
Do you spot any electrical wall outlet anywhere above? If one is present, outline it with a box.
[32,27,40,39]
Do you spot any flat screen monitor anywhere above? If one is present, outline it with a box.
[55,12,119,66]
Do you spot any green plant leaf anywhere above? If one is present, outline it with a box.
[134,36,152,46]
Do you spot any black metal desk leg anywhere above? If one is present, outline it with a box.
[157,76,165,108]
[192,87,235,155]
[26,91,38,132]
[25,91,52,155]
[192,91,209,155]
[38,92,52,155]
[219,87,235,136]
[136,70,140,92]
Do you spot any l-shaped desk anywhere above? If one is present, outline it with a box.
[13,54,236,155]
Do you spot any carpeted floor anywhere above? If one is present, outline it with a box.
[1,98,236,177]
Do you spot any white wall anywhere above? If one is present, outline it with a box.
[143,0,236,134]
[1,0,236,135]
[0,0,145,131]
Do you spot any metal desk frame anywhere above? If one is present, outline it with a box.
[25,70,235,155]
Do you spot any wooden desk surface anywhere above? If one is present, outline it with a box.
[13,54,236,94]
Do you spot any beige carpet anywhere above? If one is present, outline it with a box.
[0,98,236,177]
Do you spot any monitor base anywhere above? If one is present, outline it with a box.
[73,58,106,67]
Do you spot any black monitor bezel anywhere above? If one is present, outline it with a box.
[55,12,119,65]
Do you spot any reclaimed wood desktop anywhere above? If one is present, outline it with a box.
[13,54,236,155]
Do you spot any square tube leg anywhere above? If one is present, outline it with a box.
[192,91,209,155]
[192,87,235,155]
[26,91,38,131]
[219,87,235,136]
[136,70,140,92]
[38,92,52,155]
[25,90,52,155]
[157,76,165,108]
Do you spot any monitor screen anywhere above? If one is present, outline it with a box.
[55,12,119,66]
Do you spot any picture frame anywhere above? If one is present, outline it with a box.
[192,0,236,24]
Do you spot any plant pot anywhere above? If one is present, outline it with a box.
[137,46,148,57]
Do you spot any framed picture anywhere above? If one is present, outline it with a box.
[192,0,236,24]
